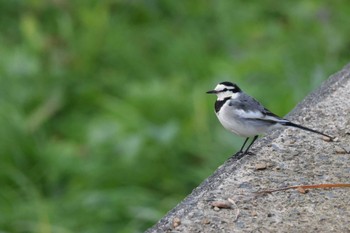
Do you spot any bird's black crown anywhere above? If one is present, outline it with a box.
[219,81,235,87]
[219,81,241,92]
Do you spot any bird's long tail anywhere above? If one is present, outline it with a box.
[281,121,333,139]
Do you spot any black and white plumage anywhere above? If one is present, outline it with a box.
[207,81,333,154]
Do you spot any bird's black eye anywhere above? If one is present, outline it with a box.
[222,88,228,91]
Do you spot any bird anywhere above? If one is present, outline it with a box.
[207,81,333,155]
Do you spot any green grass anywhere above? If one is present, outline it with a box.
[1,1,350,232]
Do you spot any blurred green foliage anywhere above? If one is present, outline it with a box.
[1,1,350,232]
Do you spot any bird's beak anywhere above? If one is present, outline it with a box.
[206,90,217,94]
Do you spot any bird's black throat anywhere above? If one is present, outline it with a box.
[215,97,231,113]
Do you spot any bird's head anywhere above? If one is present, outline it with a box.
[206,81,241,100]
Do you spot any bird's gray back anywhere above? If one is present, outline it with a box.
[228,92,266,113]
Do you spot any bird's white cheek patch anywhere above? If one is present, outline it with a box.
[217,92,232,100]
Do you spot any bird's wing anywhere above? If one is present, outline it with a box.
[260,107,289,123]
[229,94,289,123]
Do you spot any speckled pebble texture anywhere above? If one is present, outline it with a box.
[147,64,350,233]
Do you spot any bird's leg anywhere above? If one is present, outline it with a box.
[238,137,250,154]
[244,135,258,154]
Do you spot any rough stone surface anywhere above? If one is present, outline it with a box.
[146,64,350,233]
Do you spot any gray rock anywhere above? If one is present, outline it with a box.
[146,63,350,233]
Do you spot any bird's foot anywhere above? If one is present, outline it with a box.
[232,151,243,157]
[244,151,255,156]
[232,150,255,158]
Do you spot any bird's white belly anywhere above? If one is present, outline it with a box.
[216,110,271,137]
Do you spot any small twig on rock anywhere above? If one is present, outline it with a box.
[255,183,350,194]
[227,198,240,222]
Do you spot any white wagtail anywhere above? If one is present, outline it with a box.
[207,81,333,154]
